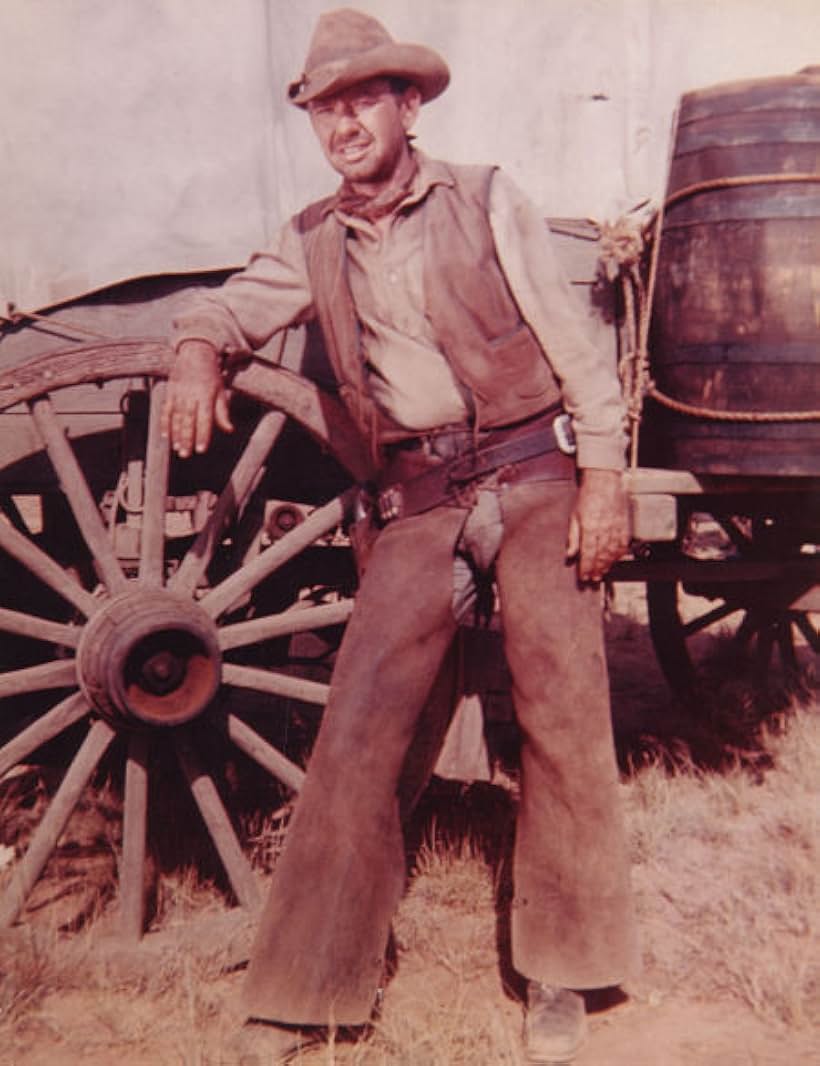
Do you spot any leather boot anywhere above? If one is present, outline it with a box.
[524,981,587,1064]
[221,1021,319,1065]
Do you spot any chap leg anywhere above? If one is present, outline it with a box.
[496,480,637,990]
[243,506,465,1025]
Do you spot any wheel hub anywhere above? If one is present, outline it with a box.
[77,589,221,727]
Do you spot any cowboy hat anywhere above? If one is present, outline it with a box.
[288,8,450,107]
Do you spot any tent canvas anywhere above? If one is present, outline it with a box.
[2,0,818,314]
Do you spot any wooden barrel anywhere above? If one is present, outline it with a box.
[645,69,820,476]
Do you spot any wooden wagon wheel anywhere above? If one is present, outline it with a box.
[646,510,820,697]
[647,581,819,695]
[0,340,369,941]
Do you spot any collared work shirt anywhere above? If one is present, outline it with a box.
[171,154,626,469]
[341,191,474,430]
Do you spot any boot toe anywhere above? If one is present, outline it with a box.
[221,1020,315,1065]
[524,982,588,1064]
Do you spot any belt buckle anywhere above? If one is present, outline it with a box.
[377,484,404,523]
[553,413,576,455]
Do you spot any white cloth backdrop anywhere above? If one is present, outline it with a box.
[2,0,818,312]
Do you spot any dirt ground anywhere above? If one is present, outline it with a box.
[1,584,817,1065]
[8,925,816,1066]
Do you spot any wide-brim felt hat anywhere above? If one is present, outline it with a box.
[288,7,450,107]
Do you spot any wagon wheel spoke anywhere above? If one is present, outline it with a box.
[0,606,81,647]
[170,409,288,597]
[0,514,98,617]
[0,691,89,780]
[29,398,126,595]
[222,662,330,706]
[0,659,77,699]
[138,381,171,587]
[200,487,356,620]
[681,600,740,638]
[174,732,259,911]
[120,732,150,941]
[227,713,305,793]
[218,599,353,652]
[0,718,116,928]
[733,609,760,651]
[0,494,30,535]
[794,612,820,653]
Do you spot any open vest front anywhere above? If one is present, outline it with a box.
[296,159,561,446]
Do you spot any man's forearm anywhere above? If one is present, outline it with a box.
[170,220,316,362]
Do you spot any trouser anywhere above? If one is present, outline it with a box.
[242,478,637,1025]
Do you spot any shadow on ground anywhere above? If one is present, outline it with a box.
[399,603,816,1008]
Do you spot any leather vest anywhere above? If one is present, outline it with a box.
[295,160,561,444]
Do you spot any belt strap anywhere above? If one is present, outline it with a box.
[447,416,571,483]
[376,413,575,523]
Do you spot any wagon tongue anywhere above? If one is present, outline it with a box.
[77,589,222,727]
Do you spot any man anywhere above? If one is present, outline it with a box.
[162,9,637,1064]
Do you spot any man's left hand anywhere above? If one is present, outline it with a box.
[566,468,630,583]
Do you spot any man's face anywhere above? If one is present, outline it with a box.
[307,77,420,190]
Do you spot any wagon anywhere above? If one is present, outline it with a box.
[0,69,817,944]
[612,69,820,694]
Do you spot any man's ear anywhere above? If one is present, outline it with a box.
[400,85,422,132]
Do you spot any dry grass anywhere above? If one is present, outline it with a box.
[0,604,818,1063]
[626,711,818,1027]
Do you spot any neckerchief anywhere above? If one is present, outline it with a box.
[335,157,419,223]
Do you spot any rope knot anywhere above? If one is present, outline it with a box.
[596,202,656,282]
[597,218,645,280]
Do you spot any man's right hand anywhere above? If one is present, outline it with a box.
[160,340,234,457]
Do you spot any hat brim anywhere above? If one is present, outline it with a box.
[288,42,450,107]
